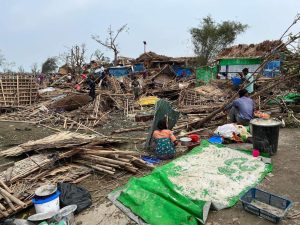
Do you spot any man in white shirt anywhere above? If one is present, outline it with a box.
[239,68,254,94]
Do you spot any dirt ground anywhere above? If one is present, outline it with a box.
[75,128,300,225]
[0,122,53,164]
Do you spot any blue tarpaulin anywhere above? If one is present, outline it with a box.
[263,60,281,78]
[133,63,145,73]
[172,66,192,77]
[108,67,132,77]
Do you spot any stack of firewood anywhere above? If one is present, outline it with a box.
[75,147,154,175]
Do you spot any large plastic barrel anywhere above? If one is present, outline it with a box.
[250,118,282,155]
[231,77,242,86]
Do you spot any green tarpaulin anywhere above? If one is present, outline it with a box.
[196,66,218,84]
[219,58,262,66]
[268,93,300,105]
[115,141,272,225]
[145,99,180,148]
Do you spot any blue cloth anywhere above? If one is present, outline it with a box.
[172,66,192,77]
[228,97,254,121]
[154,138,175,158]
[208,135,223,144]
[141,156,161,164]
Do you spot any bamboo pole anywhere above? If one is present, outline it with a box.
[130,156,155,169]
[94,164,115,171]
[82,149,140,156]
[74,160,114,175]
[123,166,138,173]
[73,174,92,184]
[0,203,6,211]
[1,194,16,211]
[0,187,26,208]
[112,125,149,134]
[0,180,13,194]
[0,209,8,217]
[80,154,132,167]
[95,161,121,169]
[177,127,211,137]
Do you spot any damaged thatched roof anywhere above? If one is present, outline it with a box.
[136,51,171,62]
[217,40,282,58]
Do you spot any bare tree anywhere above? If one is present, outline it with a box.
[60,44,86,75]
[18,66,25,73]
[31,63,40,76]
[90,49,110,63]
[2,61,16,73]
[92,24,129,66]
[0,50,5,67]
[91,49,104,61]
[70,44,86,74]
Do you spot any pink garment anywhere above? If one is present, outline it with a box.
[75,84,81,91]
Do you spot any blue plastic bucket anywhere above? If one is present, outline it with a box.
[231,77,242,86]
[32,191,61,214]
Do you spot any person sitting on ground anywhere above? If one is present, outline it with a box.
[152,119,178,159]
[131,76,141,100]
[224,89,254,126]
[238,68,254,94]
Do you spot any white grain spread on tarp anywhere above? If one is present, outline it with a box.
[168,145,267,207]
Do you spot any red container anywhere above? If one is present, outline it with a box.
[252,149,260,157]
[188,134,200,142]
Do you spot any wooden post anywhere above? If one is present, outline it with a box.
[0,79,6,106]
[57,114,105,136]
[126,99,129,117]
[17,75,19,107]
[29,76,32,105]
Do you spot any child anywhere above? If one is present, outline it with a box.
[152,119,177,159]
[131,77,141,100]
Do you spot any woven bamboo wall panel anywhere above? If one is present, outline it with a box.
[0,75,38,106]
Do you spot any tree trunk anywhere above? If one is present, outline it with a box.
[114,51,118,66]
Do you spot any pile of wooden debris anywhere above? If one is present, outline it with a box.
[0,131,152,219]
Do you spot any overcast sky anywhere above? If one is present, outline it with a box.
[0,0,299,71]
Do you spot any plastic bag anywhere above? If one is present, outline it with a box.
[57,183,92,214]
[214,124,238,139]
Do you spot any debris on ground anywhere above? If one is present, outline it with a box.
[0,17,299,225]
